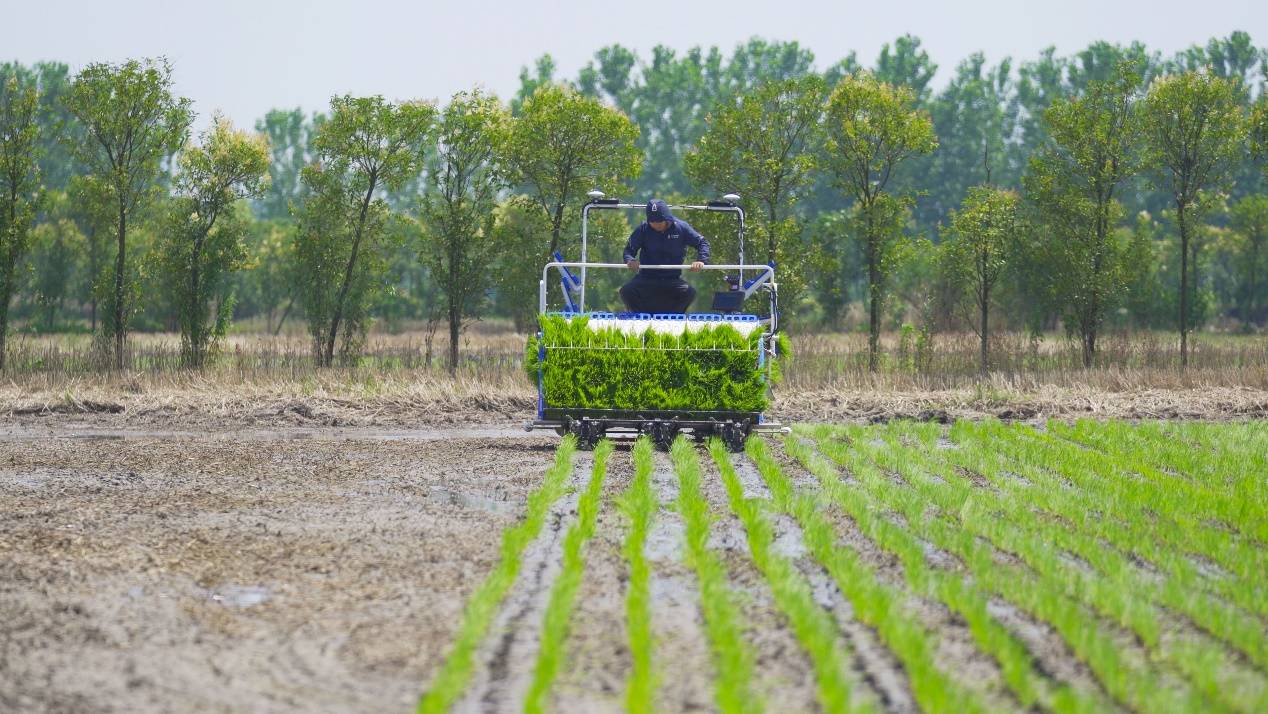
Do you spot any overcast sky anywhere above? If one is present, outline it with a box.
[8,0,1265,132]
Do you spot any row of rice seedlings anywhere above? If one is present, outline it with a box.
[524,439,615,713]
[705,440,873,714]
[418,437,579,714]
[941,421,1268,683]
[1067,419,1246,490]
[1096,420,1268,534]
[807,425,1211,714]
[620,437,658,714]
[977,420,1268,620]
[669,438,761,714]
[753,438,992,714]
[856,423,1267,712]
[1155,421,1268,483]
[1021,420,1267,564]
[970,419,1263,601]
[943,421,1268,684]
[1048,419,1268,544]
[766,435,1103,714]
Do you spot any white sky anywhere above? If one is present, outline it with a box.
[7,0,1264,132]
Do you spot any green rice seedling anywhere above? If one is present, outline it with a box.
[525,314,782,413]
[1049,419,1268,544]
[805,425,1214,714]
[524,439,615,713]
[669,437,761,714]
[706,440,873,714]
[760,436,1103,714]
[1156,421,1268,487]
[621,437,658,714]
[826,424,1258,712]
[977,420,1268,618]
[418,437,579,714]
[887,421,1268,709]
[752,437,990,714]
[944,421,1268,673]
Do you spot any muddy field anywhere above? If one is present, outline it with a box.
[0,428,558,713]
[3,417,1265,713]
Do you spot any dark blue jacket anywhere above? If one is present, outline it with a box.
[622,218,710,280]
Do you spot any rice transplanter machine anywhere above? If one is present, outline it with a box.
[524,192,789,451]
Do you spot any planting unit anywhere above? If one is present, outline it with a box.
[524,194,789,451]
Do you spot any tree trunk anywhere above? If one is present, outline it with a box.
[273,298,293,336]
[1082,328,1096,369]
[447,237,461,374]
[114,200,127,370]
[867,218,880,373]
[447,301,460,375]
[545,200,567,261]
[0,304,8,371]
[1178,201,1189,368]
[324,177,377,367]
[863,203,881,372]
[980,295,989,375]
[979,245,989,375]
[188,241,203,368]
[1250,238,1261,329]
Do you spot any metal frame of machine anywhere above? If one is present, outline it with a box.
[523,192,790,450]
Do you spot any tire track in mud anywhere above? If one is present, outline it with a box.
[646,451,718,713]
[695,452,819,713]
[551,449,634,713]
[454,454,593,713]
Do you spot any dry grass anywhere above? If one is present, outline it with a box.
[2,324,1266,426]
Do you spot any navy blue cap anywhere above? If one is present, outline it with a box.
[646,198,673,223]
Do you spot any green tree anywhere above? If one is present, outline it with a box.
[1252,98,1268,173]
[63,57,193,368]
[1025,63,1141,367]
[1230,195,1268,328]
[254,108,319,220]
[874,35,938,104]
[502,83,640,259]
[0,62,80,193]
[0,75,42,369]
[419,89,509,372]
[1140,71,1245,365]
[159,116,270,367]
[685,75,825,310]
[239,219,297,334]
[823,73,937,370]
[296,95,434,366]
[920,54,1018,228]
[66,174,114,331]
[940,187,1022,373]
[27,208,84,331]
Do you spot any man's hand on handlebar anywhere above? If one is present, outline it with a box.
[626,259,640,271]
[689,261,704,272]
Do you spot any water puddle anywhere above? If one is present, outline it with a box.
[430,487,521,515]
[207,585,271,608]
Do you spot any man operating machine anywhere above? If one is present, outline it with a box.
[619,198,711,314]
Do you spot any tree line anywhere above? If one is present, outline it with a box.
[1,33,1266,373]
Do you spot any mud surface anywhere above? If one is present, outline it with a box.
[0,430,555,713]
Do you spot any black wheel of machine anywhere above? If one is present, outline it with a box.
[720,422,749,453]
[650,421,678,452]
[692,423,715,444]
[568,419,602,450]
